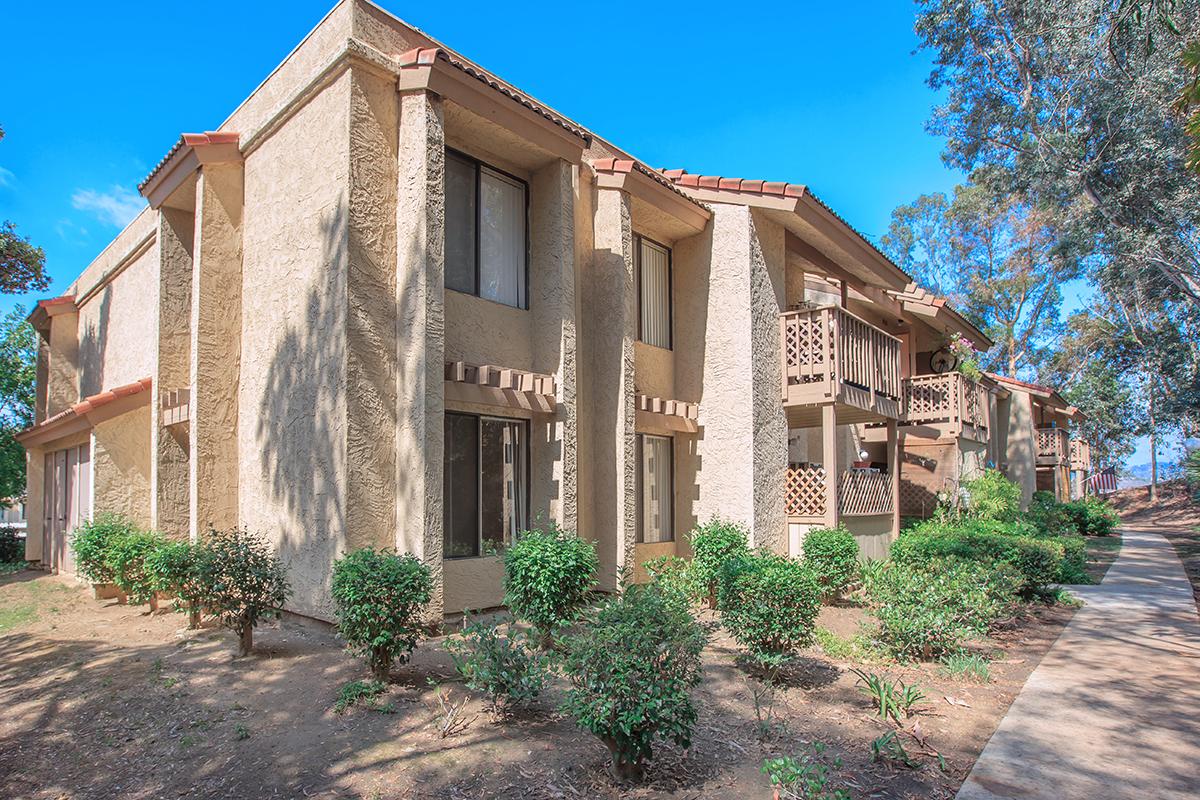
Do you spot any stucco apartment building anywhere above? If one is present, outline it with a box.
[17,0,1091,622]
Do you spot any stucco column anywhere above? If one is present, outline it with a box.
[822,404,839,528]
[46,310,79,418]
[531,159,578,532]
[152,207,193,538]
[395,87,445,619]
[190,161,243,537]
[591,186,637,591]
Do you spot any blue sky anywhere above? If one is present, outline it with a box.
[1,0,1139,459]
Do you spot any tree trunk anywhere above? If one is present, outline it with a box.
[1149,396,1158,503]
[602,737,644,783]
[371,650,392,683]
[237,625,253,657]
[188,605,201,630]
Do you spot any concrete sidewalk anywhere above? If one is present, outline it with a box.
[957,527,1200,799]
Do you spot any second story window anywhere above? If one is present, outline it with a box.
[636,235,671,349]
[445,149,528,309]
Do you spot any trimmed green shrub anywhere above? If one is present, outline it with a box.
[894,519,1062,597]
[717,552,822,669]
[690,518,751,606]
[561,582,707,782]
[144,540,208,627]
[1028,491,1076,537]
[864,557,1020,660]
[105,529,166,605]
[961,469,1021,521]
[196,528,290,657]
[801,526,859,600]
[332,548,432,680]
[446,617,551,716]
[71,513,138,584]
[1063,497,1120,537]
[502,524,597,639]
[1056,535,1090,584]
[643,554,695,602]
[0,525,23,563]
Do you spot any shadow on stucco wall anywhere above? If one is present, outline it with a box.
[78,290,111,398]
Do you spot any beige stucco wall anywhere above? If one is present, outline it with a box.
[77,243,157,398]
[92,405,152,528]
[1003,390,1037,508]
[443,556,505,614]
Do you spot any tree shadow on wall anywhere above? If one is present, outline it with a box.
[78,290,111,397]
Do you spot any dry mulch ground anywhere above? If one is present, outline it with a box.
[0,571,1085,800]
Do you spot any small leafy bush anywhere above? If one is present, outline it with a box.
[762,741,849,800]
[960,469,1021,522]
[71,513,138,584]
[801,526,858,600]
[893,519,1062,597]
[105,529,166,605]
[717,552,821,670]
[332,548,432,680]
[864,557,1020,660]
[144,540,208,626]
[561,582,707,782]
[850,669,926,722]
[1055,535,1091,584]
[940,653,991,683]
[195,528,290,657]
[1063,497,1120,537]
[334,679,390,714]
[643,554,695,603]
[0,525,23,563]
[1028,491,1077,537]
[502,524,598,639]
[689,518,750,605]
[446,617,551,716]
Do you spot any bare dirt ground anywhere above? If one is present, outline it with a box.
[1110,479,1200,608]
[0,570,1084,800]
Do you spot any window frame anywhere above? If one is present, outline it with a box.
[635,233,673,350]
[443,411,532,560]
[636,432,675,544]
[445,147,531,310]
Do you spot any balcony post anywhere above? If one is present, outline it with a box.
[887,418,900,539]
[822,404,838,527]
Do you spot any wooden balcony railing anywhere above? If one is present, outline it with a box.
[780,306,902,418]
[1069,439,1091,471]
[902,373,989,440]
[785,465,894,520]
[1036,427,1069,465]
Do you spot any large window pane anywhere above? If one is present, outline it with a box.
[479,167,526,308]
[638,434,674,543]
[445,152,477,295]
[481,418,527,552]
[444,413,479,558]
[639,238,671,348]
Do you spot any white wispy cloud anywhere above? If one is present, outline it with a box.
[0,166,14,188]
[71,184,144,228]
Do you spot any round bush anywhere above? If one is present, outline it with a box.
[689,519,750,605]
[961,469,1021,522]
[0,524,24,563]
[446,617,551,716]
[71,513,138,584]
[332,548,432,680]
[892,520,1062,597]
[105,529,166,605]
[196,528,290,657]
[561,583,707,781]
[717,552,821,668]
[502,525,598,638]
[144,540,208,627]
[801,526,859,600]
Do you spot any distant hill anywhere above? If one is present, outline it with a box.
[1120,461,1182,488]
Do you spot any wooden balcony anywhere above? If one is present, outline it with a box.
[1036,427,1069,466]
[1069,439,1091,472]
[780,306,902,427]
[785,464,894,522]
[900,373,990,442]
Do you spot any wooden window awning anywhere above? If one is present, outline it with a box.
[444,361,557,413]
[635,394,699,433]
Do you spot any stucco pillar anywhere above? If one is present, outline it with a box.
[46,310,79,418]
[531,159,578,532]
[395,87,445,619]
[152,207,193,538]
[591,186,637,591]
[822,404,839,528]
[190,161,243,537]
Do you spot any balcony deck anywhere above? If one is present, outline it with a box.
[1069,439,1091,472]
[780,306,902,428]
[902,373,989,442]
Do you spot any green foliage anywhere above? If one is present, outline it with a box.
[195,528,290,656]
[1063,497,1121,537]
[1029,491,1077,537]
[801,526,859,600]
[850,669,926,723]
[0,306,37,502]
[894,518,1063,597]
[502,524,597,638]
[0,220,48,295]
[864,557,1020,661]
[717,551,821,669]
[1055,535,1091,585]
[446,617,551,716]
[143,540,208,622]
[761,742,850,800]
[0,524,23,563]
[560,582,707,782]
[689,518,750,602]
[960,469,1022,522]
[871,731,917,768]
[105,529,166,605]
[643,554,696,603]
[71,513,139,584]
[812,627,881,663]
[333,679,390,714]
[939,652,991,683]
[331,548,432,680]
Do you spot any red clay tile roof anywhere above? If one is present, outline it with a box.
[591,159,707,208]
[18,377,152,441]
[137,132,241,193]
[398,47,589,142]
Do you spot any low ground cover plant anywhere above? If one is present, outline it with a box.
[762,741,849,800]
[561,582,707,782]
[850,669,925,722]
[144,540,208,627]
[71,513,138,585]
[196,528,290,657]
[503,524,597,643]
[334,679,390,714]
[690,518,750,606]
[446,617,551,716]
[718,551,821,671]
[801,526,859,601]
[332,548,432,680]
[863,556,1020,660]
[939,652,991,683]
